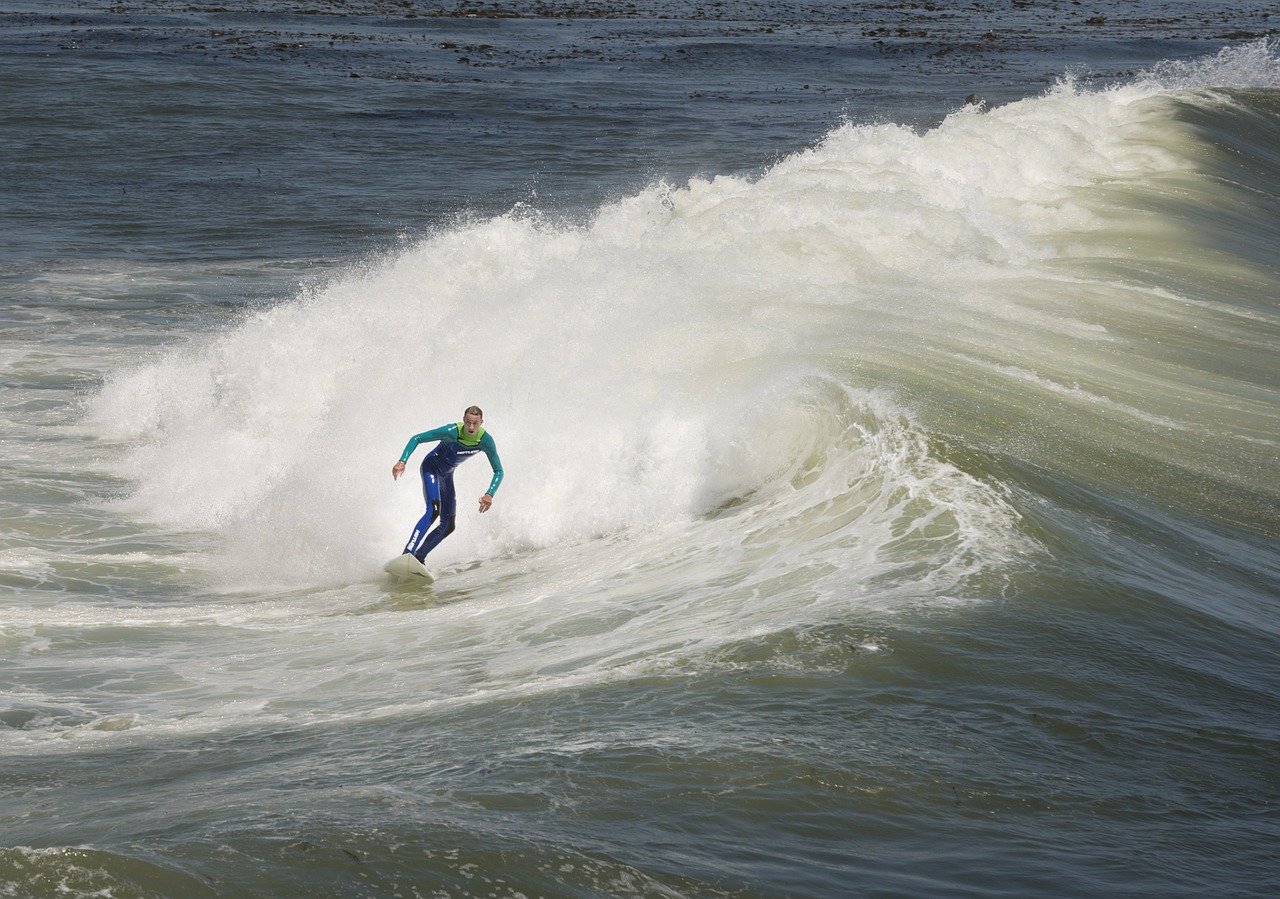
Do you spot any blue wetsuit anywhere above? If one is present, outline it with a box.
[399,423,503,562]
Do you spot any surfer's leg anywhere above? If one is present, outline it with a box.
[415,473,457,559]
[403,470,442,558]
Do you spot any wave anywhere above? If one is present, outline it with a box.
[85,41,1280,593]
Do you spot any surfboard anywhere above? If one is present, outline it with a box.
[383,553,434,582]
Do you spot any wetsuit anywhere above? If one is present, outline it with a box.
[399,423,503,562]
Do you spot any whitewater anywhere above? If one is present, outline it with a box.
[88,42,1280,585]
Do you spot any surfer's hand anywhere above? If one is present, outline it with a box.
[392,460,406,480]
[479,493,493,513]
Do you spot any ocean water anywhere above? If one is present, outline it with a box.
[2,2,1279,896]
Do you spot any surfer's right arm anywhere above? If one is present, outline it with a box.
[391,424,455,479]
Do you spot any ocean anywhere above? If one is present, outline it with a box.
[2,2,1279,896]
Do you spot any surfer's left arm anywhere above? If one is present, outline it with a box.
[478,433,503,512]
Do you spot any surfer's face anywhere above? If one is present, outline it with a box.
[462,412,483,435]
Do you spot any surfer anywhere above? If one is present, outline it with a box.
[392,405,503,562]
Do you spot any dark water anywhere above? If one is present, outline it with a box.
[5,0,1266,266]
[2,3,1279,897]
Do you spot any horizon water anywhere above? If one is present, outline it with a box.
[2,3,1279,896]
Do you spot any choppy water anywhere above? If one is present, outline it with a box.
[3,3,1279,897]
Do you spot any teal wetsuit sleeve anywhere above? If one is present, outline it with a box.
[398,424,456,463]
[481,432,504,495]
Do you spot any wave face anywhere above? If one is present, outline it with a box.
[88,42,1280,606]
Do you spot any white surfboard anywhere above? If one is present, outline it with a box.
[383,553,434,582]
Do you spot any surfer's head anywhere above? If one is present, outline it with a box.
[463,406,484,435]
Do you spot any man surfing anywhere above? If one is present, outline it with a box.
[391,405,503,565]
